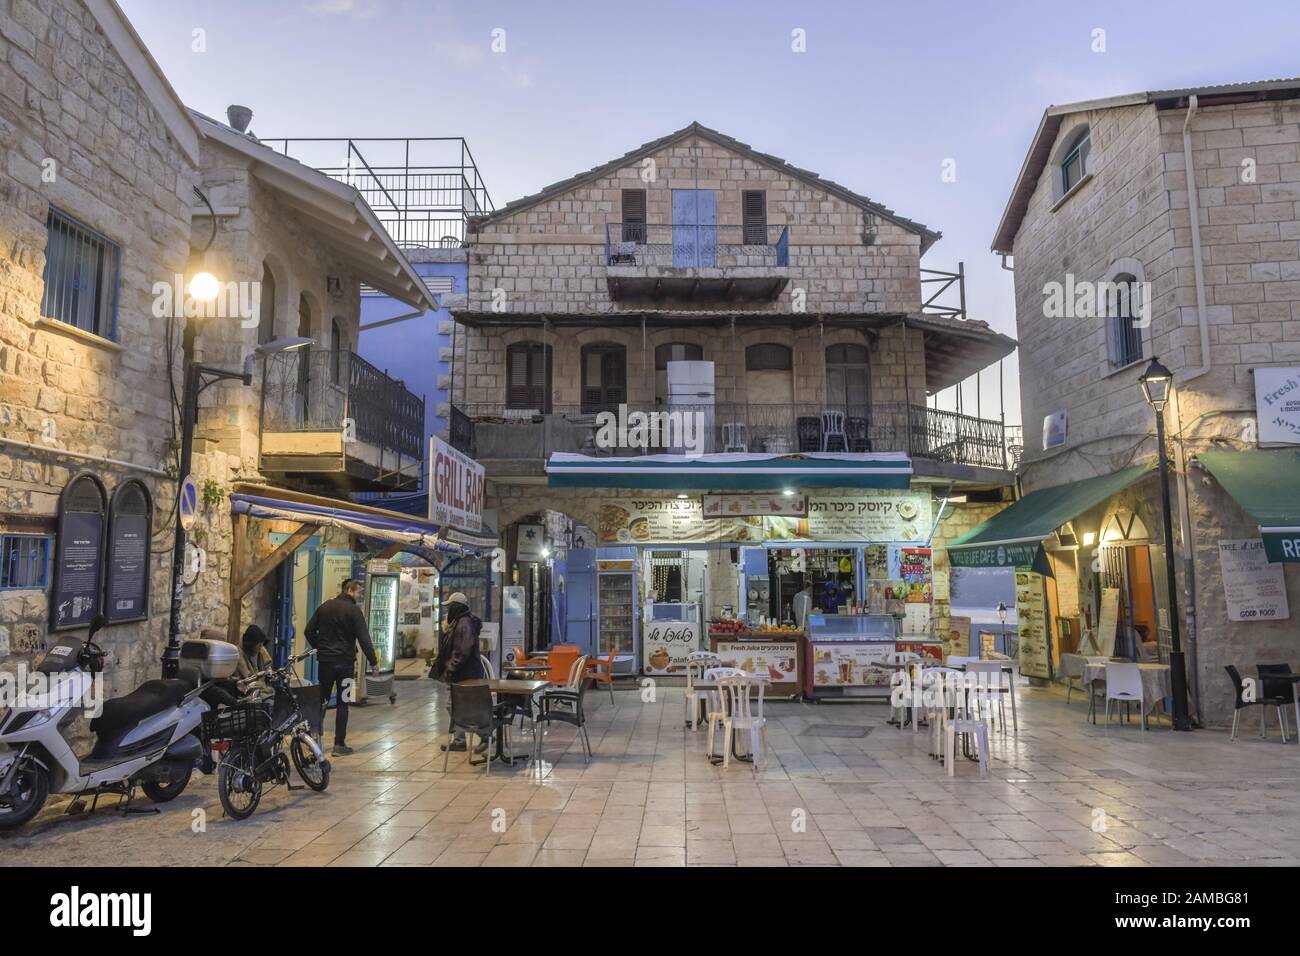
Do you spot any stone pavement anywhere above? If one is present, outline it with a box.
[5,677,1300,867]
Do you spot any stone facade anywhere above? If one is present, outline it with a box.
[0,0,197,696]
[1004,90,1300,725]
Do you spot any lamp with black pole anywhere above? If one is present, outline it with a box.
[1138,356,1192,731]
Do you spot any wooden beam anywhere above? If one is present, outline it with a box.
[226,513,247,644]
[231,521,321,605]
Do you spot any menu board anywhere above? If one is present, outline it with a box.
[643,619,700,675]
[809,641,894,688]
[767,493,932,543]
[599,499,761,545]
[1219,539,1290,622]
[1015,566,1051,679]
[104,511,149,623]
[53,510,104,630]
[1095,587,1120,657]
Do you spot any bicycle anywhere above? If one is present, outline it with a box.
[203,650,330,820]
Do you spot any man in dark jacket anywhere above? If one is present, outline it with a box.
[305,578,378,756]
[432,591,485,754]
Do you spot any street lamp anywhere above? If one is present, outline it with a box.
[1139,356,1192,731]
[160,313,312,677]
[996,601,1008,658]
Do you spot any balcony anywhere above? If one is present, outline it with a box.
[602,223,790,302]
[459,402,1013,476]
[259,349,424,492]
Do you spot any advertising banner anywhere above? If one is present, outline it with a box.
[428,435,484,532]
[643,619,700,675]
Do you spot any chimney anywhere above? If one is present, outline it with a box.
[226,105,253,133]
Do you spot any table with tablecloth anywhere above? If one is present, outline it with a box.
[1082,662,1172,722]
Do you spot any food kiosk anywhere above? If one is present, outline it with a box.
[803,613,899,700]
[708,621,804,698]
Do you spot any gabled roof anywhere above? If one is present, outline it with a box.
[991,77,1300,255]
[87,0,201,164]
[190,111,438,311]
[470,121,942,253]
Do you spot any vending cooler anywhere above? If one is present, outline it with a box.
[362,568,399,704]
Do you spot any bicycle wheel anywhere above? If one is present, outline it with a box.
[290,735,330,792]
[217,745,262,819]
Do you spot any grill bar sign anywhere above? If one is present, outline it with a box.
[428,436,484,533]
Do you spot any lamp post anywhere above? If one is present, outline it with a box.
[1138,357,1192,731]
[996,600,1008,658]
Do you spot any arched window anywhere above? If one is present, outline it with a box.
[825,343,870,415]
[257,262,276,344]
[506,341,551,412]
[1060,126,1091,194]
[296,294,313,418]
[330,318,345,385]
[581,342,627,413]
[654,342,705,404]
[1105,272,1144,369]
[745,343,793,405]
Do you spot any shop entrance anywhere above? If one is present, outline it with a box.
[768,547,858,622]
[1096,543,1159,659]
[270,532,321,680]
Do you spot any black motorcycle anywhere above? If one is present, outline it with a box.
[204,651,330,820]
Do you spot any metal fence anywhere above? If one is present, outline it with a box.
[261,349,425,460]
[603,223,790,268]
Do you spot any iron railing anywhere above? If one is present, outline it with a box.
[258,137,494,249]
[261,349,425,460]
[456,402,1012,470]
[604,223,790,269]
[449,404,476,457]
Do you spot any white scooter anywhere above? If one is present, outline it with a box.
[0,614,230,829]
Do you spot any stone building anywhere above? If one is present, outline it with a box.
[990,78,1300,725]
[450,123,1019,660]
[0,0,436,702]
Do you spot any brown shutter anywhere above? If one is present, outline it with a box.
[622,189,646,243]
[742,190,767,245]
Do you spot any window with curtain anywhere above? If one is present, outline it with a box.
[825,343,870,414]
[581,343,627,413]
[506,341,552,412]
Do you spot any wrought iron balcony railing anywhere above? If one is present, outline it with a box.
[603,223,790,269]
[456,402,1012,471]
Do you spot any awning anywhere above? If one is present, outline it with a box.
[230,485,466,554]
[546,451,913,490]
[1199,449,1300,562]
[947,463,1155,574]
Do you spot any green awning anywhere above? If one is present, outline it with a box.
[947,463,1155,574]
[1199,449,1300,562]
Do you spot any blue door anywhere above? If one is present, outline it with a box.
[672,189,717,267]
[566,549,596,655]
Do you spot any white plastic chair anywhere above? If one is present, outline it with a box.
[820,410,847,452]
[684,651,722,730]
[966,661,1011,734]
[703,667,746,759]
[721,422,748,453]
[717,675,768,771]
[945,717,989,778]
[1104,662,1146,731]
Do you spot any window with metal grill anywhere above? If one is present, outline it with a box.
[1106,274,1144,369]
[0,534,51,590]
[506,341,552,412]
[742,190,767,245]
[622,189,646,244]
[40,207,120,340]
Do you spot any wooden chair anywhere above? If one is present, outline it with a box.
[585,647,618,705]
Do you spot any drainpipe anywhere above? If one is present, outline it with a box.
[0,436,170,478]
[1174,94,1211,723]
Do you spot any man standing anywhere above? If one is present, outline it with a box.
[305,578,378,756]
[792,582,814,630]
[431,592,485,755]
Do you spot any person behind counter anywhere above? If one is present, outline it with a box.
[820,581,844,615]
[793,582,813,629]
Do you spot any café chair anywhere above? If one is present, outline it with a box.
[1103,662,1147,731]
[966,661,1011,734]
[716,675,769,772]
[820,410,847,452]
[443,682,506,775]
[585,647,620,706]
[684,651,722,730]
[538,661,593,764]
[944,715,989,779]
[703,667,746,760]
[1225,665,1291,742]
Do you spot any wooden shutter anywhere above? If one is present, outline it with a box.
[742,190,767,245]
[582,344,626,413]
[507,342,550,412]
[622,189,646,243]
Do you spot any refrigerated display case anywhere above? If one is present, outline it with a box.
[363,569,398,704]
[803,612,898,700]
[597,560,637,663]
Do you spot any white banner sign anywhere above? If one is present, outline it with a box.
[1219,539,1290,622]
[644,620,699,675]
[1255,367,1300,445]
[428,435,484,532]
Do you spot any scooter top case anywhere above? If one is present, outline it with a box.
[88,678,197,761]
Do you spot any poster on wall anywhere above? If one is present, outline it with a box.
[766,493,931,543]
[52,473,108,631]
[1254,366,1300,445]
[103,480,152,624]
[714,640,799,685]
[947,615,972,656]
[809,642,894,688]
[643,619,699,675]
[516,524,547,561]
[1219,538,1290,621]
[1015,566,1051,678]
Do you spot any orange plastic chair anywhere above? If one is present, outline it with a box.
[544,647,580,687]
[585,647,618,705]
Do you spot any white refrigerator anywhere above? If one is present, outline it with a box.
[666,360,714,454]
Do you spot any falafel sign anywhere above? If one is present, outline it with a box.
[644,620,700,675]
[598,499,761,544]
[429,435,484,533]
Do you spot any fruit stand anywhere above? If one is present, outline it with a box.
[707,619,805,699]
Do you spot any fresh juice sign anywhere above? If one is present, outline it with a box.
[429,435,484,532]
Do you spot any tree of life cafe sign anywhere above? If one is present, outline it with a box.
[429,435,484,533]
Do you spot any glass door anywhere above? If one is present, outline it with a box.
[365,573,398,674]
[598,571,635,657]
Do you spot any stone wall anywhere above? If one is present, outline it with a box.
[0,0,196,697]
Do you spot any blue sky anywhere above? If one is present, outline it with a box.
[122,0,1300,426]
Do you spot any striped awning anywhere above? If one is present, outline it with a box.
[546,451,913,490]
